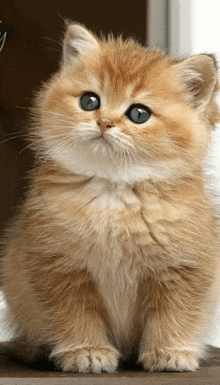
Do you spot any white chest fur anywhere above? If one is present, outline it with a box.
[72,180,143,349]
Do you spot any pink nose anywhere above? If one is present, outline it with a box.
[97,117,114,133]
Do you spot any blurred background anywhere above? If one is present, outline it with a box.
[0,0,220,347]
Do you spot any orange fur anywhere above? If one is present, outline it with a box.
[1,22,220,373]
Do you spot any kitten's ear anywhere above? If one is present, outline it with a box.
[176,54,218,109]
[62,22,100,67]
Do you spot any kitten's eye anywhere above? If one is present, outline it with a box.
[125,104,151,124]
[80,92,100,111]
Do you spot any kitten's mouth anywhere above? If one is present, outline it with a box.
[91,135,114,150]
[93,136,106,143]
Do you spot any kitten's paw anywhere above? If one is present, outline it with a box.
[139,349,199,372]
[56,346,120,373]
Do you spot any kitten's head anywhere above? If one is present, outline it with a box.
[32,22,219,183]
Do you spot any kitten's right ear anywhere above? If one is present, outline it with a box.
[176,54,218,110]
[62,22,100,67]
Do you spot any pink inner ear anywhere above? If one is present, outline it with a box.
[177,55,217,109]
[62,23,100,67]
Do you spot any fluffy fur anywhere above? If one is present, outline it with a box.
[1,22,220,373]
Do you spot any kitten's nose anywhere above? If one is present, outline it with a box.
[97,117,114,133]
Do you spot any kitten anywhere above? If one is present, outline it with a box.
[1,22,220,373]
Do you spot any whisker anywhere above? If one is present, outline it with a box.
[39,111,75,120]
[119,148,123,168]
[109,134,144,167]
[30,113,74,126]
[133,142,158,162]
[125,147,133,169]
[16,105,30,111]
[57,12,66,23]
[122,148,128,174]
[3,131,27,137]
[46,47,63,54]
[128,147,142,165]
[42,37,63,47]
[36,137,72,167]
[0,135,27,144]
[18,142,35,156]
[35,135,84,167]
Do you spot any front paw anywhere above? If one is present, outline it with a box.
[55,345,120,373]
[139,349,199,372]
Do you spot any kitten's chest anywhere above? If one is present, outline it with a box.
[95,266,141,355]
[47,178,182,264]
[89,181,143,232]
[85,181,175,251]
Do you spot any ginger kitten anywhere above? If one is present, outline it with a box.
[1,22,220,373]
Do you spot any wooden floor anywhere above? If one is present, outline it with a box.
[0,343,220,384]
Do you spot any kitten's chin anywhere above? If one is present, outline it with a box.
[45,139,186,185]
[90,136,115,154]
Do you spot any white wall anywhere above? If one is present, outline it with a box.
[147,0,166,50]
[0,291,10,341]
[168,0,220,348]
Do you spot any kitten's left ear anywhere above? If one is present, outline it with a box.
[176,54,218,110]
[62,22,100,67]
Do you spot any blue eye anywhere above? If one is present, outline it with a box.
[80,92,100,111]
[126,104,151,124]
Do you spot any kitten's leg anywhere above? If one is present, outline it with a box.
[138,267,212,372]
[42,269,119,373]
[5,335,46,364]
